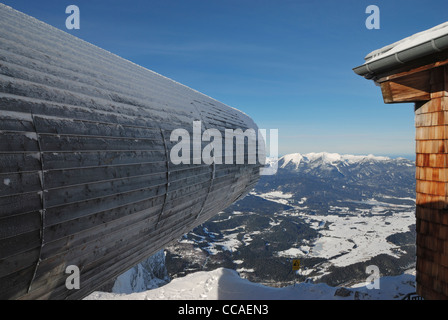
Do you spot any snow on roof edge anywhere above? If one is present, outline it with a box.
[364,20,448,64]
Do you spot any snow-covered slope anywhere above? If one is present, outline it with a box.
[111,250,170,294]
[84,267,417,300]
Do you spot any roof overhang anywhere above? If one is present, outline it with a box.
[353,22,448,104]
[354,22,448,81]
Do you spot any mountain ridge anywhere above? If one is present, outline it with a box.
[266,151,412,171]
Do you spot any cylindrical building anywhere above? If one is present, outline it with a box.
[0,4,263,299]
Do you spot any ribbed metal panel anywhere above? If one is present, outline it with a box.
[0,4,262,299]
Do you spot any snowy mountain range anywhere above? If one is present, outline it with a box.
[260,152,415,208]
[86,152,418,300]
[278,152,392,169]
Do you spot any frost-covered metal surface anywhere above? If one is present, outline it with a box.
[0,4,262,299]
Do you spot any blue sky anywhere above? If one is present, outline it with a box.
[3,0,448,158]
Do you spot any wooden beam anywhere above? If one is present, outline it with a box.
[379,65,448,104]
[380,69,431,103]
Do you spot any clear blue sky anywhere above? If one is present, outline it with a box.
[3,0,448,158]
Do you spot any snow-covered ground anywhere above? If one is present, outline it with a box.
[248,176,416,276]
[253,191,294,205]
[302,208,415,268]
[258,193,416,278]
[182,190,416,282]
[84,267,417,300]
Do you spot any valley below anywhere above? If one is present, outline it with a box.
[165,152,417,288]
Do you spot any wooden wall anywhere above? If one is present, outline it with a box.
[0,5,262,299]
[378,62,448,299]
[415,95,448,299]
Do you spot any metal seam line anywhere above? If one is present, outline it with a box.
[394,53,405,64]
[431,39,442,52]
[27,113,46,293]
[190,101,216,221]
[155,128,170,229]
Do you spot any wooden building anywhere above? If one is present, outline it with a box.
[354,21,448,299]
[0,5,262,299]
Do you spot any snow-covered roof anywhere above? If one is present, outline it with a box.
[365,21,448,63]
[353,21,448,78]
